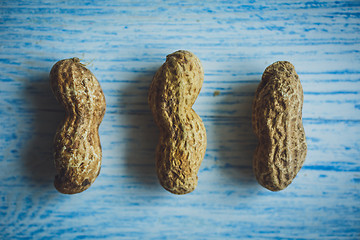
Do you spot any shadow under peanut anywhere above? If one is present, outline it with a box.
[213,82,259,188]
[21,74,62,191]
[117,70,162,191]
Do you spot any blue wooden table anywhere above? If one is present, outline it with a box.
[1,1,359,239]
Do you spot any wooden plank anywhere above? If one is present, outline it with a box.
[0,0,359,239]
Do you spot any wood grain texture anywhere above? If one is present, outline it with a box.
[0,0,359,239]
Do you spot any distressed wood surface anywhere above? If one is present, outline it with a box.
[0,0,359,239]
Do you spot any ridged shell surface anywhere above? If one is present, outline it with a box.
[148,50,207,195]
[252,61,307,191]
[50,58,106,194]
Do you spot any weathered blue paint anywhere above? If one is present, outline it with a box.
[0,0,360,239]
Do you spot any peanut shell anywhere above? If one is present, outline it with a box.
[50,58,106,194]
[252,61,307,191]
[148,50,207,195]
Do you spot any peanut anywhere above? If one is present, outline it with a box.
[148,50,207,195]
[252,61,307,191]
[50,58,106,194]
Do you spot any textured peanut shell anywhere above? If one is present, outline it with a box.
[50,58,106,194]
[148,50,207,195]
[252,61,307,191]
